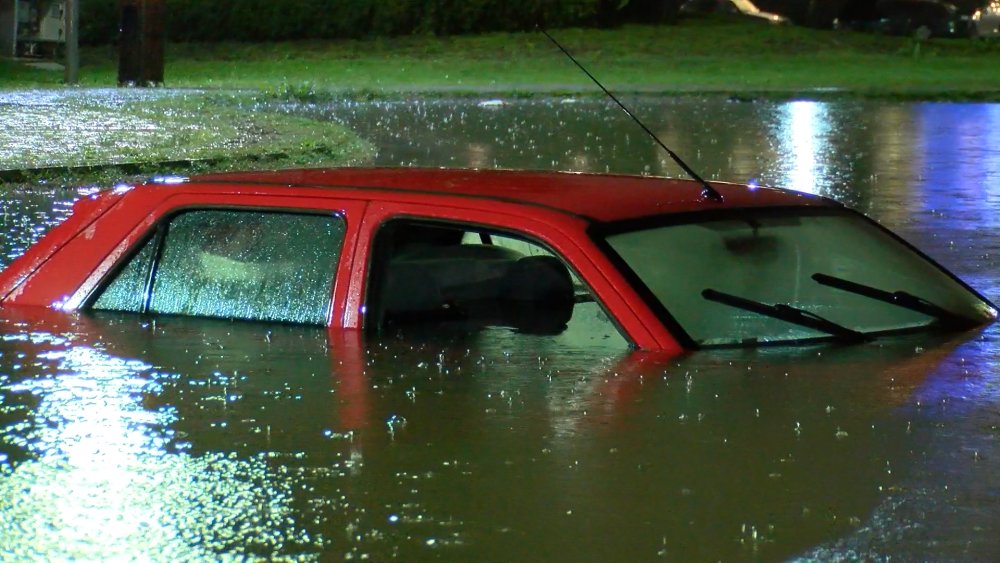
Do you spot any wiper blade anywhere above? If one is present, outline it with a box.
[811,273,977,329]
[702,288,871,343]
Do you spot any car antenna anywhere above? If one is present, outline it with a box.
[540,28,723,202]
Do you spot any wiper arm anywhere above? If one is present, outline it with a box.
[702,288,871,343]
[811,273,976,329]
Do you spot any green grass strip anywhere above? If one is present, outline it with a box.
[5,19,1000,99]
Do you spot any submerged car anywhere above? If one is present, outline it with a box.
[0,167,994,354]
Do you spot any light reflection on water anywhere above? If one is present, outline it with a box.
[778,100,830,196]
[0,97,997,560]
[0,312,993,560]
[294,97,1000,222]
[0,319,320,559]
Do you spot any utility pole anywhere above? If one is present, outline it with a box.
[65,0,80,84]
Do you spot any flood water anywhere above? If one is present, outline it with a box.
[1,97,998,560]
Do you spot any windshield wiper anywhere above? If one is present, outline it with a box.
[702,288,871,343]
[811,273,976,329]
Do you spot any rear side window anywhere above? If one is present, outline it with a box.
[92,210,345,325]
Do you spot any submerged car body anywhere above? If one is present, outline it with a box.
[0,167,994,354]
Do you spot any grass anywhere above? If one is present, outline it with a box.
[0,92,374,187]
[0,60,60,87]
[6,17,1000,99]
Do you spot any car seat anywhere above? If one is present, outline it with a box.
[502,256,575,335]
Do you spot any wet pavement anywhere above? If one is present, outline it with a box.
[0,95,998,560]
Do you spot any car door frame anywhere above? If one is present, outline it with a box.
[344,199,684,353]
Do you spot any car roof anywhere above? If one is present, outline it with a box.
[183,167,837,224]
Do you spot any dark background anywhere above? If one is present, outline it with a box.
[79,0,992,44]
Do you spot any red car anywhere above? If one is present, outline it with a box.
[0,167,994,354]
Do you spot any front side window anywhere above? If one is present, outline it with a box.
[367,220,628,348]
[603,208,996,347]
[92,210,346,325]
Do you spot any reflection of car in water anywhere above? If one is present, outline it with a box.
[0,167,994,354]
[680,0,789,24]
[835,0,972,37]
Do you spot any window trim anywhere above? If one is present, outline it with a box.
[139,223,168,313]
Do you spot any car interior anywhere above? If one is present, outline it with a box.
[366,220,580,336]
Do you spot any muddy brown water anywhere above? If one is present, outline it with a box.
[0,97,997,560]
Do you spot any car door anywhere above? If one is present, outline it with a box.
[345,200,683,352]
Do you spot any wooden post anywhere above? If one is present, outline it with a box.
[118,0,165,86]
[65,0,80,84]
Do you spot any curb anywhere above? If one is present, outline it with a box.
[0,152,294,185]
[0,159,217,184]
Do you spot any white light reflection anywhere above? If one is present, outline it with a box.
[570,152,591,173]
[77,186,103,198]
[466,142,491,168]
[149,175,188,185]
[777,101,832,195]
[0,341,310,559]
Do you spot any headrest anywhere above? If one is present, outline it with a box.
[502,256,575,334]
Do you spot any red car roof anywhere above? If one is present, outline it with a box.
[189,167,837,223]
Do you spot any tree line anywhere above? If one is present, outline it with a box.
[81,0,685,44]
[88,0,936,45]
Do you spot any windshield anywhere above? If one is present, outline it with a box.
[603,208,997,347]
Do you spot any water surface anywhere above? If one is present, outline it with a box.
[1,96,997,560]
